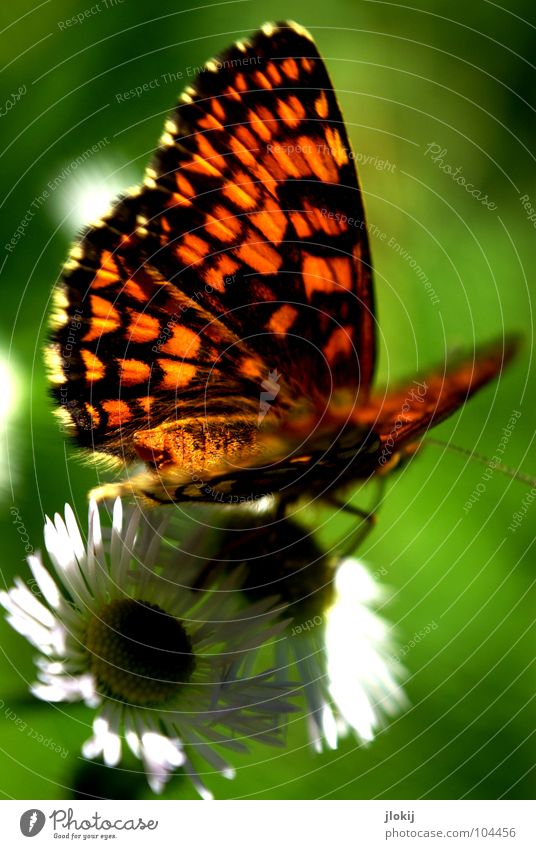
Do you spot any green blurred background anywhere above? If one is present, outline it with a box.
[0,0,534,800]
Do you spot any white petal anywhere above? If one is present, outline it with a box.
[5,612,55,649]
[64,503,86,562]
[112,497,123,535]
[86,715,122,766]
[49,513,75,567]
[32,682,74,702]
[103,733,121,767]
[36,659,65,674]
[125,728,141,759]
[87,500,108,602]
[147,772,166,795]
[82,736,102,760]
[182,732,234,777]
[32,672,96,704]
[141,731,185,768]
[140,732,185,795]
[185,760,214,801]
[117,507,142,587]
[321,703,339,750]
[44,517,92,607]
[10,580,57,628]
[325,559,406,743]
[110,498,123,571]
[335,557,383,604]
[89,500,103,551]
[27,555,62,610]
[42,516,61,560]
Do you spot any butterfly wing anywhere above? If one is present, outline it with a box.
[48,21,375,480]
[98,337,517,505]
[358,336,519,468]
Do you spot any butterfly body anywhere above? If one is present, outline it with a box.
[47,21,516,506]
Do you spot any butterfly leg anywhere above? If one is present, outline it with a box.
[327,500,377,557]
[325,478,387,557]
[325,495,378,524]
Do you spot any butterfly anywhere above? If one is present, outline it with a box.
[47,20,517,509]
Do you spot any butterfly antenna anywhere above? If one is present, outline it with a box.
[424,438,536,488]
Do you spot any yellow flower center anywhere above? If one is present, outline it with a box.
[86,599,195,706]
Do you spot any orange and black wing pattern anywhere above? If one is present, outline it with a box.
[47,21,375,479]
[359,337,519,469]
[100,339,517,506]
[47,20,516,505]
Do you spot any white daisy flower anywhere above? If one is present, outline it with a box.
[213,514,407,753]
[276,556,407,752]
[0,499,296,797]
